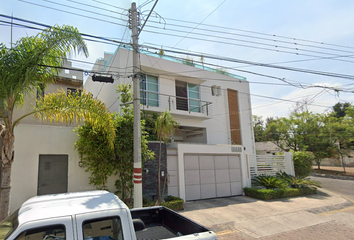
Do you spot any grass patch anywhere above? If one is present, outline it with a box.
[243,187,317,200]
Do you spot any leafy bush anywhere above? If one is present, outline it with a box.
[253,175,288,189]
[244,187,317,200]
[276,171,321,189]
[142,196,184,211]
[160,199,184,211]
[293,151,314,178]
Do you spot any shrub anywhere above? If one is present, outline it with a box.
[253,175,288,189]
[244,187,317,200]
[276,171,320,189]
[293,151,314,178]
[161,196,184,211]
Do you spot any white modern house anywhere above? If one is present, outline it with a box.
[84,47,258,201]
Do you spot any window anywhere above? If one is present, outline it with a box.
[175,81,201,113]
[67,88,82,97]
[140,75,159,107]
[14,225,65,240]
[188,83,200,113]
[0,209,19,240]
[83,217,123,240]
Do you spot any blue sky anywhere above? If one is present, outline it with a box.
[2,0,354,119]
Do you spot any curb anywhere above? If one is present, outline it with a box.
[311,173,354,181]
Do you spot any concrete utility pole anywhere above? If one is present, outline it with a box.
[130,2,143,208]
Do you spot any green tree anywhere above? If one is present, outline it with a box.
[268,111,336,169]
[293,151,314,178]
[253,115,265,142]
[331,102,351,118]
[74,122,115,190]
[155,110,178,202]
[327,104,354,173]
[114,84,154,205]
[0,25,101,220]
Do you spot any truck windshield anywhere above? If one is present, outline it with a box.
[0,209,19,240]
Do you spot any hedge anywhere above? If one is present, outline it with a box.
[143,195,184,211]
[243,187,317,200]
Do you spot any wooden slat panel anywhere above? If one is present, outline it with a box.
[227,89,242,145]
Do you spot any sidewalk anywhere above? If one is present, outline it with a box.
[180,188,354,239]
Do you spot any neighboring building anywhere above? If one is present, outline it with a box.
[256,141,282,155]
[84,47,256,201]
[9,61,114,213]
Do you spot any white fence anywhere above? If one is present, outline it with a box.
[249,152,295,178]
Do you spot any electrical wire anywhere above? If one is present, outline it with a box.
[17,0,128,27]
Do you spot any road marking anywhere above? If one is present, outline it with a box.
[319,205,354,215]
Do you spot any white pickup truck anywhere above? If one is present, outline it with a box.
[0,191,217,240]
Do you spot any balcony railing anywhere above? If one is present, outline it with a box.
[140,90,213,116]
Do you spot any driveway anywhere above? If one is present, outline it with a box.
[180,187,354,239]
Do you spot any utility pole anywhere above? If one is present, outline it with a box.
[130,2,142,208]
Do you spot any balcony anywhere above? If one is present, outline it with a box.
[140,90,212,118]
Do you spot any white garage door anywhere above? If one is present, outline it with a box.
[184,155,242,201]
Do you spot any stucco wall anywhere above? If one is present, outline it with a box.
[10,124,117,213]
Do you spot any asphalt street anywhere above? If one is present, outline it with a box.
[182,176,354,240]
[311,176,354,201]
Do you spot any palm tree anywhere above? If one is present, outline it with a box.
[0,25,115,220]
[154,110,178,202]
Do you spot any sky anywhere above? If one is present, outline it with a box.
[1,0,354,120]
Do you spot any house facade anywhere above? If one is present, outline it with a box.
[84,47,256,201]
[8,61,118,213]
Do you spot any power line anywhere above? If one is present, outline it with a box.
[142,25,354,64]
[141,29,354,64]
[140,44,354,81]
[161,16,354,51]
[17,0,128,27]
[172,0,226,48]
[144,20,354,57]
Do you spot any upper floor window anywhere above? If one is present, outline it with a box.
[188,83,200,113]
[140,75,159,107]
[175,81,200,113]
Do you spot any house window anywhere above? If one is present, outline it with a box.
[140,75,159,107]
[67,88,82,96]
[188,83,200,113]
[175,81,200,113]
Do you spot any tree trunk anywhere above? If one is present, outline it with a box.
[0,126,15,221]
[340,154,346,174]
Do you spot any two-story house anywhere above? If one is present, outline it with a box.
[84,47,256,201]
[8,61,111,212]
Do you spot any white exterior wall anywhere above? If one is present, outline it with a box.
[171,143,251,201]
[84,48,256,156]
[10,124,117,213]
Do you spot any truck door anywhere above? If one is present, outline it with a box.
[75,210,136,240]
[6,216,74,240]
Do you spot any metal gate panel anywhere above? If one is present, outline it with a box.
[184,154,242,201]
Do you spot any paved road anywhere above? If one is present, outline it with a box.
[214,177,354,239]
[311,176,354,201]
